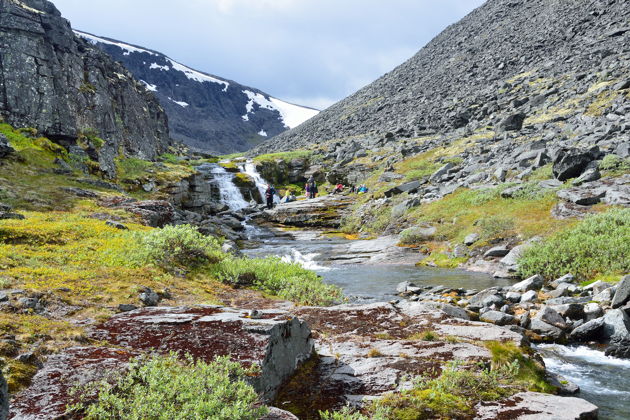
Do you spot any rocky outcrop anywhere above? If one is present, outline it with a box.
[258,0,629,156]
[261,195,353,228]
[475,392,598,420]
[10,306,313,418]
[0,134,13,158]
[0,0,172,177]
[74,31,318,154]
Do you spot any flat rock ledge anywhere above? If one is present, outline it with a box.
[262,195,353,228]
[10,306,313,420]
[475,391,599,420]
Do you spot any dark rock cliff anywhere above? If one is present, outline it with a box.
[257,0,629,153]
[74,31,319,155]
[0,0,172,176]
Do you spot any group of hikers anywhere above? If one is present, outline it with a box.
[263,177,369,209]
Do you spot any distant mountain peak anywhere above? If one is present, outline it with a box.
[74,30,318,154]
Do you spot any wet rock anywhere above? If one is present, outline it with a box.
[548,372,580,395]
[396,281,416,294]
[139,287,160,307]
[583,303,604,321]
[602,309,630,341]
[604,336,630,359]
[570,318,605,341]
[511,275,544,293]
[551,304,584,320]
[612,275,630,309]
[535,306,567,329]
[529,318,564,341]
[105,220,128,230]
[475,392,598,420]
[480,311,515,326]
[484,245,510,258]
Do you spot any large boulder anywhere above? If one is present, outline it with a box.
[552,149,597,181]
[9,305,315,419]
[497,112,526,132]
[0,134,13,158]
[612,275,630,309]
[602,309,630,341]
[384,180,422,197]
[511,275,544,293]
[480,310,515,326]
[475,392,598,420]
[570,317,605,342]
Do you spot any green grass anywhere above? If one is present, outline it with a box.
[69,353,267,420]
[205,256,343,306]
[253,150,313,163]
[518,208,630,281]
[485,341,555,393]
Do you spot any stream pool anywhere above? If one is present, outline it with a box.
[244,228,628,419]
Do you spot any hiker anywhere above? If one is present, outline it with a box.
[281,190,296,203]
[349,185,356,194]
[307,177,317,199]
[358,184,368,194]
[332,183,344,194]
[265,185,277,209]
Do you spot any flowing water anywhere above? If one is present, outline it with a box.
[241,160,280,203]
[198,163,249,211]
[218,162,629,419]
[537,345,630,420]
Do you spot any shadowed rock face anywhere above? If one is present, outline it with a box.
[275,302,526,415]
[0,0,172,177]
[10,306,313,419]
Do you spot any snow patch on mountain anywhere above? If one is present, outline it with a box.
[258,129,268,137]
[75,30,156,56]
[242,90,318,129]
[140,80,157,92]
[75,30,229,91]
[168,97,189,108]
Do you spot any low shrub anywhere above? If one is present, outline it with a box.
[399,226,436,245]
[476,215,516,240]
[206,256,343,306]
[599,154,630,175]
[69,353,267,420]
[518,208,630,280]
[135,225,223,271]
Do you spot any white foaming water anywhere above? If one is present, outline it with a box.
[200,163,249,211]
[242,161,280,203]
[281,249,331,272]
[538,344,630,419]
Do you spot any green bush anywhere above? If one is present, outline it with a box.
[69,353,267,420]
[374,360,515,419]
[136,225,223,271]
[207,256,343,306]
[115,157,153,180]
[320,406,389,420]
[476,215,515,240]
[518,208,630,280]
[599,154,630,175]
[399,226,436,245]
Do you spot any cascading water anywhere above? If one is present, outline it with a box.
[197,163,249,211]
[242,160,280,203]
[537,344,630,420]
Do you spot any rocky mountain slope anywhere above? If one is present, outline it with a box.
[0,0,172,177]
[75,31,319,154]
[257,0,629,159]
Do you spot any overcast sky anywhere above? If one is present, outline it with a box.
[53,0,486,110]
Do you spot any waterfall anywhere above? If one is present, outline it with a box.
[197,163,249,211]
[241,160,280,203]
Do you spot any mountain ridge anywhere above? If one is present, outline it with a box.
[75,30,319,154]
